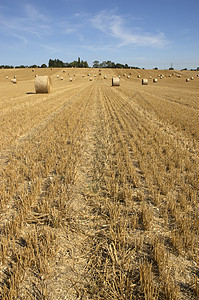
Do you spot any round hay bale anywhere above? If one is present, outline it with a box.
[112,77,120,86]
[89,77,93,81]
[11,78,17,84]
[137,75,141,78]
[35,76,51,93]
[127,76,130,79]
[6,76,8,79]
[197,74,199,77]
[56,75,59,78]
[104,76,107,79]
[63,70,65,73]
[32,69,35,72]
[123,73,126,76]
[82,75,85,77]
[118,75,121,78]
[190,77,194,80]
[94,75,96,77]
[149,76,152,79]
[142,79,148,85]
[87,73,90,76]
[186,78,190,82]
[69,78,73,82]
[14,75,16,78]
[160,76,163,79]
[61,77,63,80]
[153,78,158,83]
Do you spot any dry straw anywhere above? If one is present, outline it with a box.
[35,76,52,93]
[142,79,148,85]
[112,77,120,86]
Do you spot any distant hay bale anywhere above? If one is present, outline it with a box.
[123,73,126,76]
[112,77,120,86]
[127,76,130,79]
[63,70,65,73]
[14,75,17,78]
[186,78,190,82]
[94,75,96,77]
[118,75,121,78]
[32,69,35,72]
[90,77,93,81]
[82,75,85,77]
[197,74,199,77]
[142,79,148,85]
[153,78,158,83]
[87,73,90,76]
[35,76,51,93]
[169,75,172,77]
[56,75,59,78]
[35,74,38,77]
[137,75,141,78]
[149,76,152,79]
[160,76,163,79]
[69,78,73,82]
[61,77,63,80]
[104,76,107,79]
[11,79,17,84]
[190,77,194,80]
[6,76,8,79]
[99,73,102,75]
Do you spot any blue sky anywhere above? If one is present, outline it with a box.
[0,0,198,69]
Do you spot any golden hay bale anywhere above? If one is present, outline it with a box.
[14,75,17,78]
[104,76,107,79]
[127,76,130,79]
[118,75,121,78]
[137,75,141,78]
[186,78,190,82]
[90,77,93,81]
[142,79,148,85]
[69,78,73,82]
[112,77,120,86]
[6,76,8,79]
[153,78,158,83]
[11,78,17,84]
[149,76,152,79]
[35,76,51,93]
[61,77,63,80]
[190,77,194,80]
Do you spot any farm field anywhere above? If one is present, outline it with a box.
[0,68,199,299]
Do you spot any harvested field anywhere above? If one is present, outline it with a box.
[0,68,199,299]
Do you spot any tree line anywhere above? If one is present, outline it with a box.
[92,60,140,69]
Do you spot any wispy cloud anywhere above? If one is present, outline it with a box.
[91,11,169,48]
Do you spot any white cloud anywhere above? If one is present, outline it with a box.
[91,11,169,48]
